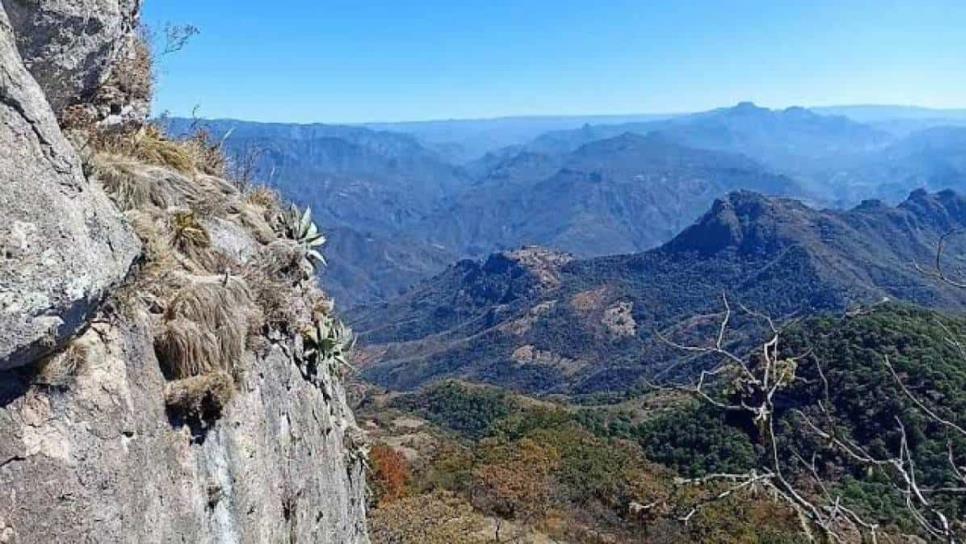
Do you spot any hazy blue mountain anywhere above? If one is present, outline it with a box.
[321,227,456,306]
[527,103,892,177]
[813,105,966,122]
[363,113,677,163]
[814,105,966,138]
[423,132,804,258]
[823,126,966,205]
[160,108,966,308]
[353,190,966,395]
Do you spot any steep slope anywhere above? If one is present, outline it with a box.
[353,190,966,395]
[427,133,803,257]
[0,3,369,542]
[322,226,456,305]
[0,4,139,369]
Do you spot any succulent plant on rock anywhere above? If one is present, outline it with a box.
[304,314,354,369]
[281,205,327,274]
[298,314,355,394]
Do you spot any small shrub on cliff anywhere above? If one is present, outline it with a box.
[278,205,327,278]
[163,371,234,422]
[32,339,91,389]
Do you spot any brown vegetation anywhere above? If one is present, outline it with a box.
[370,444,413,506]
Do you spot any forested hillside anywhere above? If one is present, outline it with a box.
[354,190,966,395]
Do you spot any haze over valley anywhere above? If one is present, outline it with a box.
[4,0,966,541]
[167,103,966,307]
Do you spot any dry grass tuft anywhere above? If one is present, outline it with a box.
[245,185,281,210]
[243,259,303,333]
[171,211,211,253]
[33,341,90,388]
[163,371,234,421]
[236,202,280,244]
[91,124,229,177]
[94,155,204,211]
[155,276,256,380]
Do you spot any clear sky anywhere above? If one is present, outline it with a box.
[144,0,966,123]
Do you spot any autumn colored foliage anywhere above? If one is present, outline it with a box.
[370,443,412,506]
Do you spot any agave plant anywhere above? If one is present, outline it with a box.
[303,314,355,373]
[282,204,327,272]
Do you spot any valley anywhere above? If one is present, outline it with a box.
[167,102,966,542]
[169,103,966,308]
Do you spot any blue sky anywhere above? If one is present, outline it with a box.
[144,0,966,123]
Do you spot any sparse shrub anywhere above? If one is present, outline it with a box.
[471,438,560,521]
[368,491,486,544]
[107,29,154,111]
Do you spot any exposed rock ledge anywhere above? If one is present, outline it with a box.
[0,1,370,540]
[0,316,368,542]
[0,5,140,370]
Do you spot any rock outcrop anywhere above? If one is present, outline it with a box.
[2,0,142,117]
[0,1,370,542]
[0,316,368,543]
[0,5,139,370]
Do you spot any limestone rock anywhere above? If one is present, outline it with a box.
[0,7,139,370]
[2,0,142,116]
[0,318,370,543]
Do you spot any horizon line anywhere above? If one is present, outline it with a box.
[157,102,966,127]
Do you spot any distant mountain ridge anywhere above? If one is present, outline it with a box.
[164,104,966,307]
[426,132,803,257]
[162,116,470,305]
[353,190,966,395]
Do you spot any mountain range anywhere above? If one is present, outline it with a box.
[165,103,966,307]
[351,190,966,396]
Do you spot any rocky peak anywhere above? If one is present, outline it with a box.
[4,0,147,124]
[663,191,808,256]
[507,246,573,287]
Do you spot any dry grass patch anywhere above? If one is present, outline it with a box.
[163,371,234,421]
[94,155,205,211]
[155,276,257,380]
[92,124,228,177]
[33,340,91,388]
[170,211,211,258]
[245,185,280,209]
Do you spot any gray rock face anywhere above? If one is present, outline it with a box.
[0,7,139,370]
[0,317,370,543]
[1,0,141,116]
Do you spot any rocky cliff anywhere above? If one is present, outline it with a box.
[0,2,369,542]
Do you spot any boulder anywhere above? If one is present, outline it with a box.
[0,6,139,370]
[1,0,142,116]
